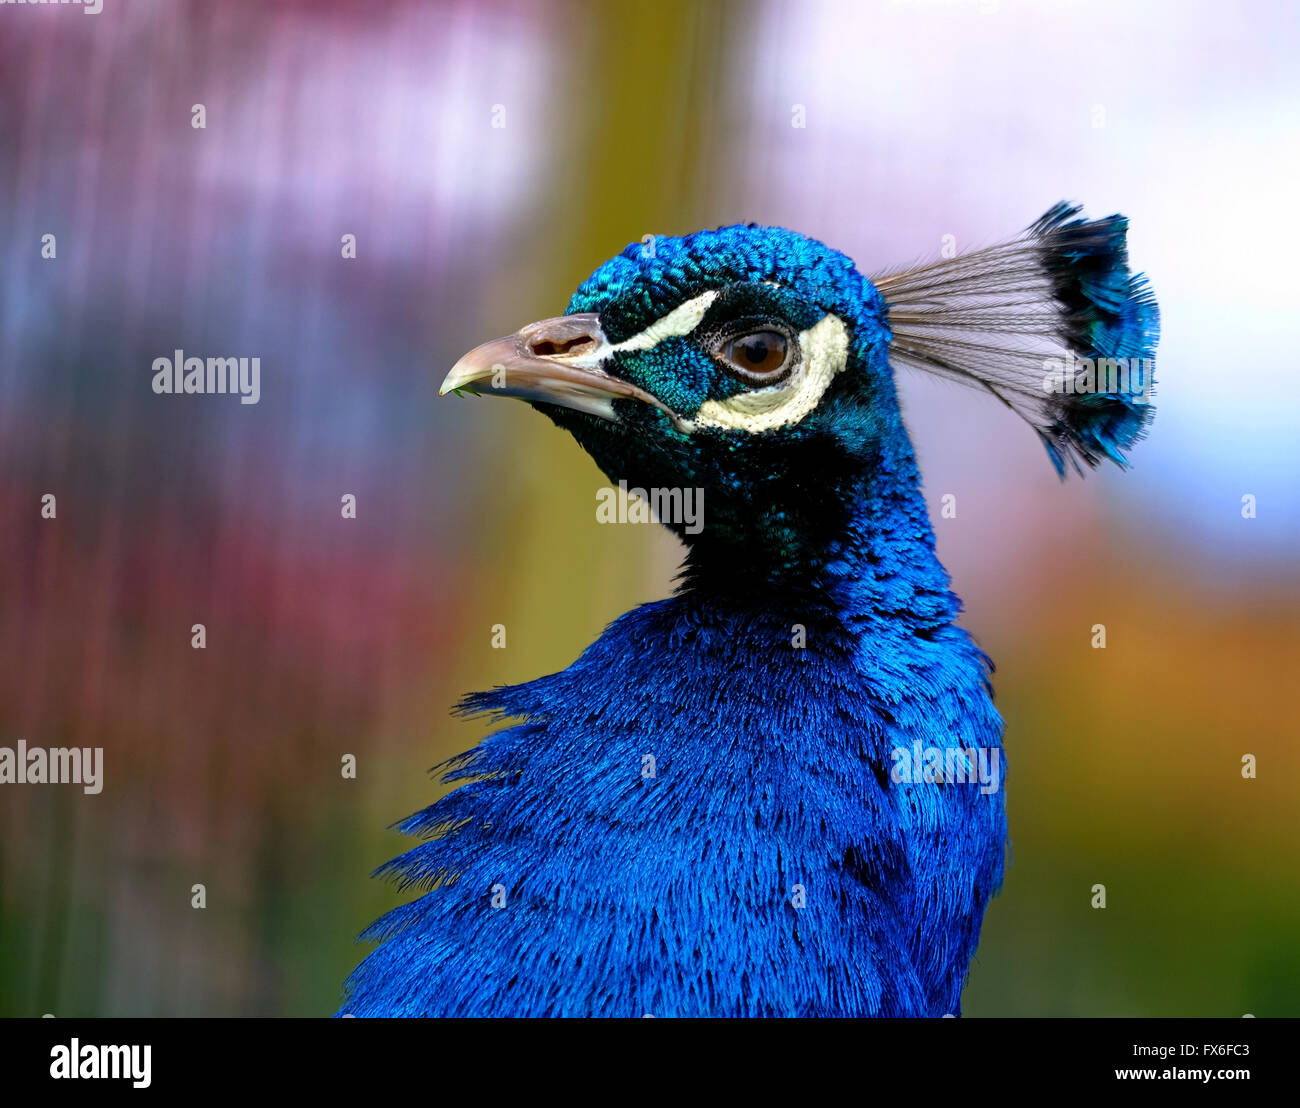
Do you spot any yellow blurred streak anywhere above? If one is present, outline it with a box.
[426,0,735,752]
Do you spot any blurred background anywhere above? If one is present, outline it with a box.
[1,0,1296,1017]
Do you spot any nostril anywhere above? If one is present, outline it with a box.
[519,314,605,361]
[531,335,597,358]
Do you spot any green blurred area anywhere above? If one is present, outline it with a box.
[965,575,1300,1016]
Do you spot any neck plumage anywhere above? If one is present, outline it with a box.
[340,432,995,1018]
[678,433,960,639]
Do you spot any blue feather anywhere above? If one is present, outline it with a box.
[342,496,1006,1016]
[1029,203,1160,473]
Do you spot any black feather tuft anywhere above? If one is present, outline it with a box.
[874,203,1160,475]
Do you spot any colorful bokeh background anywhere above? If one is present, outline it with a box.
[1,0,1296,1017]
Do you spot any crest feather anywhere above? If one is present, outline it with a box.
[874,203,1160,474]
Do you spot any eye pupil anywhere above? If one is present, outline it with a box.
[724,331,788,378]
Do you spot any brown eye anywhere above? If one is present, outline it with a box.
[722,331,789,380]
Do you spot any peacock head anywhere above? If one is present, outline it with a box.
[440,212,1158,577]
[439,226,913,569]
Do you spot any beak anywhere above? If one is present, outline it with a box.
[438,313,678,424]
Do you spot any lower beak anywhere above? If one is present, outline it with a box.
[438,312,676,424]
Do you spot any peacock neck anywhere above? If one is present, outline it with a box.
[678,439,960,638]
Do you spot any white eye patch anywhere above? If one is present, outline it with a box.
[680,314,850,434]
[563,293,848,434]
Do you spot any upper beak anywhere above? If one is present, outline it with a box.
[438,313,677,424]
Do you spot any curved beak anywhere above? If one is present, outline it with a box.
[439,313,677,424]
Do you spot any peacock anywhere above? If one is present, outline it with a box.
[340,203,1158,1017]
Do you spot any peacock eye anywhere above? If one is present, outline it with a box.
[720,331,790,381]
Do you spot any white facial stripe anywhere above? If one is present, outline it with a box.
[681,314,849,434]
[615,291,719,352]
[568,291,719,368]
